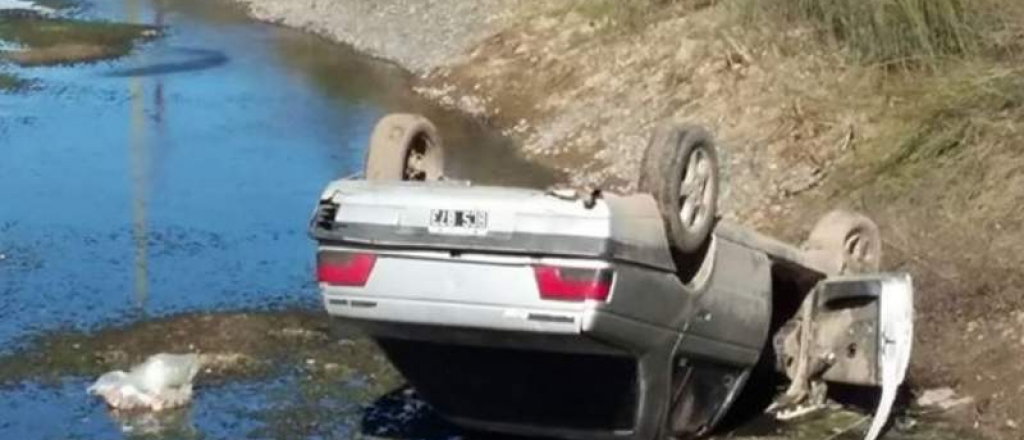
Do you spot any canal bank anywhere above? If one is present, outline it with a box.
[228,2,1024,439]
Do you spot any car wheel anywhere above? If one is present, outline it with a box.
[365,113,445,181]
[804,210,882,274]
[639,124,719,255]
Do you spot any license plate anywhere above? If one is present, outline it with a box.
[429,209,488,236]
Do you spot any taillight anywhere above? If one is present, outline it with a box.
[317,252,377,287]
[534,266,614,302]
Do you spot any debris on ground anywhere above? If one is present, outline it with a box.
[917,387,976,411]
[88,353,200,411]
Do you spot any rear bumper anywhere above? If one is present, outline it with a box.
[323,293,679,355]
[325,294,584,336]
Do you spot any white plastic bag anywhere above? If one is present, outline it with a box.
[88,353,201,411]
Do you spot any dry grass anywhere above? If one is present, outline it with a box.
[565,0,1006,65]
[876,70,1024,174]
[734,0,1019,67]
[471,1,1024,437]
[718,0,1024,192]
[560,0,714,32]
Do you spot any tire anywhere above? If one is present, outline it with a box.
[804,210,882,274]
[639,124,719,255]
[365,113,445,181]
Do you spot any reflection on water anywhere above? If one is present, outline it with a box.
[110,406,199,438]
[128,0,148,309]
[107,47,229,77]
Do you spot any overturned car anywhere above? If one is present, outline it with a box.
[309,114,913,440]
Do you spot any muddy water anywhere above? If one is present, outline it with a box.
[0,0,557,438]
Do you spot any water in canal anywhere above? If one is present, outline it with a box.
[0,0,558,438]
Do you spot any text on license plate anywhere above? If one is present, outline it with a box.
[429,209,488,236]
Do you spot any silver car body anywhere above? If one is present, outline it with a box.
[310,179,912,440]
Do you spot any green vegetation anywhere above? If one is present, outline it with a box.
[0,17,157,66]
[0,311,395,386]
[0,72,30,92]
[0,17,151,49]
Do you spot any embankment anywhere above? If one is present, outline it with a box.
[231,1,1024,438]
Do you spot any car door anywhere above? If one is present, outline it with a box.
[776,273,914,440]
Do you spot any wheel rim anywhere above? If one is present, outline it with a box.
[678,147,713,230]
[403,133,432,181]
[404,150,426,180]
[843,232,875,271]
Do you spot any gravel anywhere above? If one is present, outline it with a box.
[233,0,518,75]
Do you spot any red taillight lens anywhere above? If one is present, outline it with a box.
[534,266,614,302]
[317,252,377,287]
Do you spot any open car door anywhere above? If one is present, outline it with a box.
[775,274,914,440]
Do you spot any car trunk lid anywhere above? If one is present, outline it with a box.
[309,180,676,271]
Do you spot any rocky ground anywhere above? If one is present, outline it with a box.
[233,0,523,76]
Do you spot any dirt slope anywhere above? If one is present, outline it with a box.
[423,2,863,223]
[426,3,1024,438]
